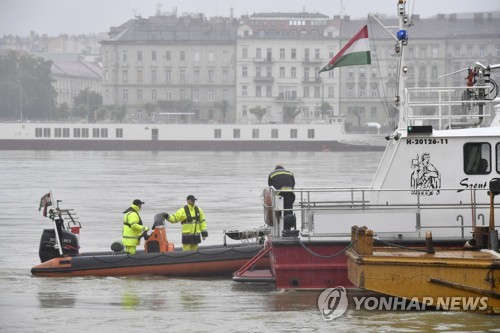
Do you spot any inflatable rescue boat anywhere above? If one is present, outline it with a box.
[31,204,269,278]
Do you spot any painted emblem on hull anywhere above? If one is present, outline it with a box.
[411,153,441,195]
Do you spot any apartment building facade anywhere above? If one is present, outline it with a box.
[98,11,500,127]
[100,14,239,123]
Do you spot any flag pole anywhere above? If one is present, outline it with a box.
[50,191,64,256]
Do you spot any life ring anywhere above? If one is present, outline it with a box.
[263,187,274,226]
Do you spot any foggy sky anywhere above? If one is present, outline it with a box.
[1,0,499,37]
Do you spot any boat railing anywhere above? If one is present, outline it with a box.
[402,86,495,129]
[266,186,496,239]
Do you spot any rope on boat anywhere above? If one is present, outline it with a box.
[373,238,434,253]
[91,245,261,263]
[298,239,357,258]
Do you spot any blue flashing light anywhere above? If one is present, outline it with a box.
[397,30,407,41]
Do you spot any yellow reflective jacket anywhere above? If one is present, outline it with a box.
[122,204,147,246]
[168,204,207,238]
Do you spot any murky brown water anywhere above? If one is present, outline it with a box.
[1,151,498,332]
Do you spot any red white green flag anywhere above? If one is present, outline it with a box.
[319,25,371,73]
[38,192,52,217]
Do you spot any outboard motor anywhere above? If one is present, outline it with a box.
[38,228,79,262]
[38,217,79,263]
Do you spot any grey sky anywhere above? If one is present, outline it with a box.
[1,0,498,37]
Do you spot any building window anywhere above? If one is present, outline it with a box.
[122,50,128,61]
[151,89,157,101]
[193,90,200,101]
[208,69,214,82]
[180,69,186,82]
[256,86,262,97]
[291,48,296,59]
[242,86,248,96]
[256,48,261,58]
[122,89,128,101]
[279,67,285,78]
[291,67,296,78]
[265,86,272,97]
[242,47,248,58]
[328,86,335,98]
[151,70,157,82]
[280,48,285,59]
[137,70,143,83]
[180,51,186,61]
[223,69,228,82]
[208,90,215,102]
[166,50,171,61]
[242,66,248,77]
[431,66,438,78]
[165,90,171,101]
[194,52,200,62]
[194,69,200,82]
[271,128,278,138]
[137,89,142,101]
[180,90,185,100]
[122,70,128,83]
[165,70,171,82]
[222,90,228,101]
[315,48,320,59]
[208,52,214,62]
[137,51,142,61]
[116,128,123,138]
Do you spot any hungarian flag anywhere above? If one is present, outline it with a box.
[38,192,52,217]
[319,25,371,73]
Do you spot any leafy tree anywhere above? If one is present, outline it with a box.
[282,105,301,123]
[143,102,157,121]
[72,89,103,122]
[111,105,127,123]
[214,100,229,123]
[319,101,333,119]
[55,102,71,120]
[95,106,108,121]
[249,106,266,123]
[0,50,56,120]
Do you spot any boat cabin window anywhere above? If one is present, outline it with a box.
[290,129,298,139]
[271,129,278,139]
[463,142,491,175]
[92,128,100,138]
[74,128,81,138]
[82,128,89,138]
[233,129,240,139]
[307,129,315,139]
[43,128,50,138]
[214,129,221,139]
[116,128,123,138]
[497,143,500,174]
[252,129,259,139]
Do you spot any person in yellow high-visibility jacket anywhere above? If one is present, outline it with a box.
[122,199,148,254]
[164,195,208,251]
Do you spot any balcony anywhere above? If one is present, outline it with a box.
[302,57,324,64]
[254,76,274,83]
[302,77,322,84]
[253,57,274,63]
[274,96,302,103]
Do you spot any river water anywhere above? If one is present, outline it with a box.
[0,151,498,332]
